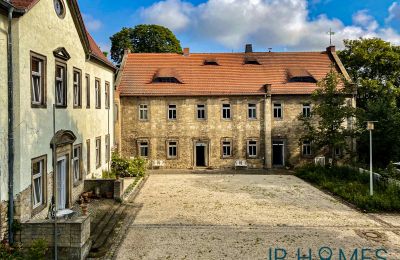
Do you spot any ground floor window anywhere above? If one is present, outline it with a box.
[302,140,311,156]
[86,139,91,175]
[247,140,258,157]
[32,155,47,211]
[139,141,149,157]
[96,137,101,168]
[105,135,110,162]
[73,144,81,182]
[222,140,232,158]
[167,141,178,159]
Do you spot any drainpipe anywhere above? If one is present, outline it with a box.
[7,5,15,244]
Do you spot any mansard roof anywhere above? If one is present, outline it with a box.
[117,46,348,97]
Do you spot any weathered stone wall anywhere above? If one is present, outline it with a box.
[0,201,8,240]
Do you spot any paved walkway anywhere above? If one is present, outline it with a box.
[114,174,400,259]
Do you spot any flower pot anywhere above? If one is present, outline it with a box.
[81,204,88,216]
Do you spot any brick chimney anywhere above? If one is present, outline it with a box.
[245,44,253,53]
[326,45,336,53]
[183,47,190,56]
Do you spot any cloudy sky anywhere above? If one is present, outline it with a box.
[79,0,400,53]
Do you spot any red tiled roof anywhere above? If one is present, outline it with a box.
[86,31,115,69]
[118,51,338,96]
[10,0,38,9]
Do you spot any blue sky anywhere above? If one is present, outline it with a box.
[78,0,400,53]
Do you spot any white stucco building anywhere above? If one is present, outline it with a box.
[0,0,115,239]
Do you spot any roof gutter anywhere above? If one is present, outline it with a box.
[6,3,15,244]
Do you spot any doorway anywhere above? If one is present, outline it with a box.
[272,140,285,166]
[195,143,207,167]
[57,156,68,210]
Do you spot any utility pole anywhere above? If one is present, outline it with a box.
[327,28,335,46]
[366,121,377,196]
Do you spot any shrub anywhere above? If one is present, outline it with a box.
[26,239,48,260]
[0,239,48,260]
[111,153,147,178]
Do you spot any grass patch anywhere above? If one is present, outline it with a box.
[296,164,400,212]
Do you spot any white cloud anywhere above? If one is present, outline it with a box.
[386,2,400,23]
[139,0,400,51]
[83,13,102,31]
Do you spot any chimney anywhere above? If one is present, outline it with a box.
[183,47,190,56]
[245,44,253,53]
[326,45,336,53]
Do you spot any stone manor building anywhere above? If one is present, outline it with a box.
[115,45,352,169]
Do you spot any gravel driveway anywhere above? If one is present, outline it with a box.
[114,173,400,259]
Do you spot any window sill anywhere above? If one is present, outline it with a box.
[221,156,233,159]
[31,203,46,217]
[56,105,68,109]
[73,180,83,187]
[247,118,258,121]
[73,105,82,109]
[167,157,178,160]
[31,103,47,109]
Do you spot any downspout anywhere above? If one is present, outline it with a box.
[7,5,15,244]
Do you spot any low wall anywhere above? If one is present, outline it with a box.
[84,177,137,201]
[15,216,91,260]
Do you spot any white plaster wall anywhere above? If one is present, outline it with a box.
[0,14,9,201]
[12,0,114,195]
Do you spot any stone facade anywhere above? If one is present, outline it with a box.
[119,94,332,169]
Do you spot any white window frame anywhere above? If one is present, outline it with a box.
[139,104,148,120]
[105,135,110,162]
[248,103,257,119]
[273,103,282,119]
[32,159,43,209]
[303,103,311,118]
[95,79,101,109]
[96,137,101,168]
[302,140,312,156]
[167,141,178,159]
[247,140,257,158]
[86,74,90,108]
[139,141,149,157]
[73,70,81,107]
[222,141,232,158]
[197,104,206,120]
[222,103,231,119]
[73,145,81,182]
[31,58,43,105]
[105,82,110,109]
[55,65,66,106]
[168,104,177,120]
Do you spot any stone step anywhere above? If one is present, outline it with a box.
[90,203,121,244]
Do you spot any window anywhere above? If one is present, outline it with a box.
[222,104,231,119]
[197,104,206,120]
[86,139,90,175]
[105,81,110,109]
[168,104,177,120]
[303,103,311,118]
[153,77,180,83]
[248,103,257,119]
[105,135,110,162]
[167,141,178,159]
[86,74,90,108]
[139,142,149,157]
[302,140,311,156]
[335,147,341,156]
[222,140,232,158]
[139,104,148,120]
[73,69,82,108]
[247,140,257,157]
[273,103,282,119]
[114,103,119,122]
[73,144,81,182]
[55,63,67,107]
[95,78,101,109]
[32,155,47,211]
[31,53,46,107]
[96,137,101,168]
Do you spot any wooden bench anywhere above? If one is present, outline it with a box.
[152,160,165,169]
[235,160,248,170]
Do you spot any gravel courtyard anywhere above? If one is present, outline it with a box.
[115,174,400,259]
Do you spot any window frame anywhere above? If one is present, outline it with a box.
[85,74,90,108]
[248,103,257,120]
[55,60,67,108]
[105,81,110,109]
[73,144,82,184]
[196,104,206,120]
[222,103,231,120]
[73,68,82,108]
[221,138,233,158]
[105,134,110,162]
[168,104,177,120]
[302,103,311,118]
[86,139,91,175]
[95,137,101,168]
[247,139,258,158]
[95,78,101,109]
[30,52,47,108]
[137,140,149,158]
[31,155,47,215]
[302,140,312,156]
[273,102,283,119]
[167,140,178,159]
[139,104,149,120]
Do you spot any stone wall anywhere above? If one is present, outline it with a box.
[0,200,8,240]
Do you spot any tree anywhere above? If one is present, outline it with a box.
[338,38,400,167]
[110,25,182,64]
[299,70,358,164]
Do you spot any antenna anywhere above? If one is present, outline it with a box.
[327,28,335,46]
[268,48,272,52]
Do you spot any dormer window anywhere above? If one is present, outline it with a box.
[244,57,261,65]
[287,68,316,83]
[204,58,219,66]
[152,68,182,83]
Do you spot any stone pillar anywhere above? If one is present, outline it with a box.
[264,85,272,169]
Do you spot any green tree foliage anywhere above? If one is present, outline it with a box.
[299,70,358,164]
[338,38,400,167]
[110,25,182,64]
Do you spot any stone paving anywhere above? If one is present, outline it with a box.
[114,173,400,259]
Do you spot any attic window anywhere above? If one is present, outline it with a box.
[152,68,183,84]
[287,68,316,83]
[244,57,261,65]
[204,58,219,65]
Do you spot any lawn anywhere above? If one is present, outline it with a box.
[296,164,400,212]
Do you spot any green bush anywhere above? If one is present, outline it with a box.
[26,239,48,260]
[0,239,48,260]
[111,153,147,178]
[296,164,400,212]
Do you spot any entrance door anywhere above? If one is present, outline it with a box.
[196,143,206,167]
[57,156,67,210]
[272,141,284,166]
